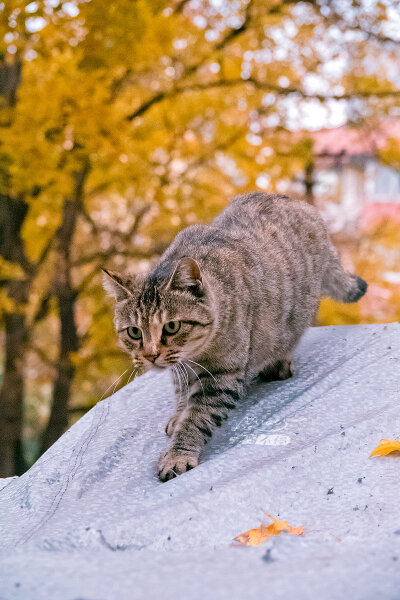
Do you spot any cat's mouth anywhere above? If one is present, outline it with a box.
[138,356,179,371]
[152,363,167,370]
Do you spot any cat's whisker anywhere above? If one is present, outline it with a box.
[176,363,186,395]
[177,362,188,388]
[174,364,183,407]
[182,361,207,405]
[177,362,190,408]
[185,358,218,385]
[112,367,131,394]
[172,365,183,407]
[100,367,131,401]
[126,367,138,386]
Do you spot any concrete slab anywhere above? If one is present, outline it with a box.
[1,324,399,599]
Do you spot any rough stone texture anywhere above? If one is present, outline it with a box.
[0,324,399,600]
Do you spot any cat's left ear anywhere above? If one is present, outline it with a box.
[102,269,133,301]
[167,257,203,295]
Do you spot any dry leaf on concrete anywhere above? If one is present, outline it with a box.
[233,513,304,547]
[370,438,400,457]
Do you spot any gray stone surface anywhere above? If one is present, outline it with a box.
[0,324,400,600]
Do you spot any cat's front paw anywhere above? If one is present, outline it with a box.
[157,450,198,482]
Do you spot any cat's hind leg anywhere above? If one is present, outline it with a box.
[322,249,367,303]
[259,358,292,382]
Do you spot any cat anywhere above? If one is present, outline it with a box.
[103,192,367,481]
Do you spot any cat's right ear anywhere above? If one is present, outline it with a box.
[102,269,132,301]
[167,257,203,295]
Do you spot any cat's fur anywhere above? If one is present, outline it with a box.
[103,192,367,481]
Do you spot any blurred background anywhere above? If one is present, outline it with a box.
[1,0,400,477]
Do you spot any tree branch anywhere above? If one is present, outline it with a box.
[77,349,125,367]
[80,204,150,240]
[127,75,400,121]
[127,0,257,121]
[173,0,191,15]
[125,0,400,122]
[214,0,253,50]
[325,4,400,46]
[31,293,51,324]
[71,244,166,267]
[27,344,57,370]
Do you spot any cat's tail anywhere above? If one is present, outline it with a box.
[322,248,368,303]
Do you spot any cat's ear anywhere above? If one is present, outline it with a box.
[102,269,132,301]
[167,257,203,294]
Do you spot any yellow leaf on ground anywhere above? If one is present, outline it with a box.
[233,513,304,547]
[370,438,400,457]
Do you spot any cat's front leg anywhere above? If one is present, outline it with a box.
[165,366,190,436]
[165,413,181,437]
[157,372,244,481]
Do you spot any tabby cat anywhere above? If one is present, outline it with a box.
[103,193,367,481]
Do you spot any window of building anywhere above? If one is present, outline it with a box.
[365,161,400,202]
[314,170,340,200]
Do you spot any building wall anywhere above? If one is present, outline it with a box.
[314,158,400,232]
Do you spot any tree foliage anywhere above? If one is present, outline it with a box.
[1,0,400,474]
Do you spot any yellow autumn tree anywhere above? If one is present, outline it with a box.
[1,0,399,475]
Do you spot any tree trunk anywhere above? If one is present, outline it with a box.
[40,286,77,452]
[304,160,315,205]
[41,161,90,453]
[0,313,28,476]
[0,196,30,477]
[0,59,29,477]
[0,58,22,106]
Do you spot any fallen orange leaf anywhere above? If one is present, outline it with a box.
[370,438,400,457]
[233,513,304,547]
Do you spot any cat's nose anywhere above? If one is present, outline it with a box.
[144,353,160,363]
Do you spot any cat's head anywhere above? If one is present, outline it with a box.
[103,257,215,372]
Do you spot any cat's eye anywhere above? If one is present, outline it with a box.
[163,321,181,335]
[126,326,142,340]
